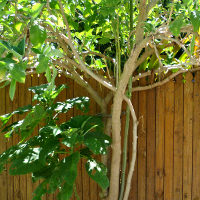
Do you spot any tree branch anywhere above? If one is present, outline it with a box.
[147,0,159,13]
[132,66,200,92]
[122,96,138,200]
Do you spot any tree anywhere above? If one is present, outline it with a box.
[0,0,200,199]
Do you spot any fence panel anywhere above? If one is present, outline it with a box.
[0,73,199,200]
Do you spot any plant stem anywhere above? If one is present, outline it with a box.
[74,184,80,200]
[119,1,133,199]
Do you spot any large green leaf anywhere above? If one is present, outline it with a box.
[10,62,26,83]
[9,148,43,175]
[30,25,47,48]
[84,131,111,154]
[169,16,185,36]
[54,97,90,114]
[31,3,45,20]
[62,128,79,148]
[20,105,46,140]
[190,11,200,32]
[36,54,49,73]
[48,152,80,195]
[85,159,109,189]
[0,0,7,10]
[57,182,73,200]
[16,38,25,56]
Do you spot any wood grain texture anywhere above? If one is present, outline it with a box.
[155,86,165,200]
[192,71,200,200]
[164,80,174,200]
[146,87,156,200]
[138,78,147,200]
[183,73,193,200]
[173,75,183,200]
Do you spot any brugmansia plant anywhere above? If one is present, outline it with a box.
[0,81,111,200]
[0,0,200,199]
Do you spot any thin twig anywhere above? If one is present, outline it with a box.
[132,66,200,92]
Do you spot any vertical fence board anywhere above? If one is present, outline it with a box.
[0,86,7,200]
[192,71,200,200]
[146,87,156,200]
[173,75,183,200]
[155,86,165,200]
[183,73,193,200]
[164,81,174,200]
[138,78,147,200]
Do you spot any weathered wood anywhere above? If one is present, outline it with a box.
[138,78,147,200]
[146,87,156,200]
[155,86,165,200]
[183,73,193,200]
[164,80,174,200]
[173,75,183,200]
[192,71,200,200]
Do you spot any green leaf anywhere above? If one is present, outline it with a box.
[0,40,22,60]
[48,152,80,194]
[33,180,48,200]
[57,182,73,200]
[62,128,79,147]
[0,0,7,10]
[30,25,47,48]
[31,3,45,20]
[16,38,25,56]
[169,16,184,36]
[39,135,59,164]
[85,159,109,189]
[36,54,49,73]
[183,0,192,6]
[55,97,90,114]
[45,67,51,82]
[99,37,110,44]
[9,79,16,101]
[9,149,43,175]
[20,105,46,140]
[47,49,64,58]
[190,11,200,32]
[0,104,32,126]
[10,62,26,83]
[84,131,111,154]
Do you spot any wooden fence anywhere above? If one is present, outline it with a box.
[0,72,200,200]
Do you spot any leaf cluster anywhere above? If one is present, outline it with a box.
[0,83,111,200]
